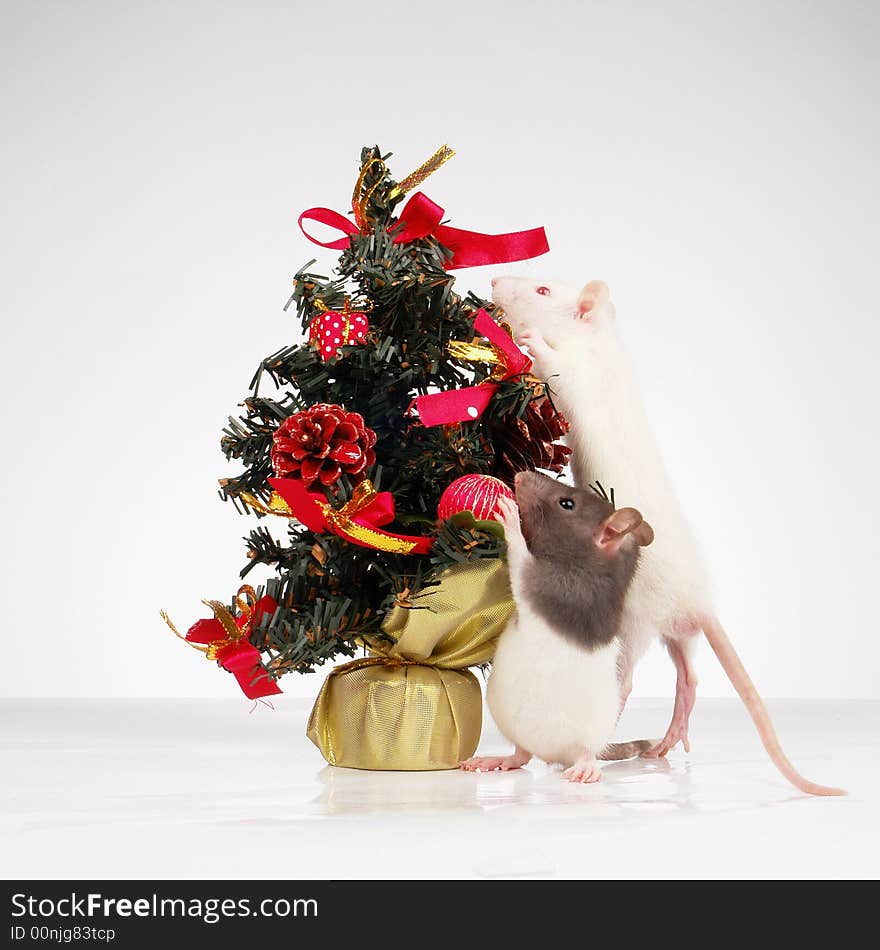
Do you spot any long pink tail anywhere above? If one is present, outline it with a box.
[700,615,846,797]
[599,739,656,761]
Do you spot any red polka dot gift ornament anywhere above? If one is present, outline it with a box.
[308,299,369,361]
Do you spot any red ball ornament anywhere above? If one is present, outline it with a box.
[437,474,515,522]
[309,303,369,362]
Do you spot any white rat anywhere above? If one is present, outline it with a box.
[461,470,655,782]
[491,276,844,797]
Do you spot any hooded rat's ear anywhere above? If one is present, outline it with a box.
[576,280,610,321]
[633,519,654,546]
[597,507,654,549]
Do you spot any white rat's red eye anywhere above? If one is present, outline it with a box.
[536,286,550,296]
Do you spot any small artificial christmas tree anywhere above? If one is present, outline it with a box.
[166,145,571,767]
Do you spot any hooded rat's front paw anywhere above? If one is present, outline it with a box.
[494,494,519,526]
[494,496,527,554]
[563,756,603,784]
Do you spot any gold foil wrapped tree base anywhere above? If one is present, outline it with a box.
[307,557,513,770]
[306,659,483,771]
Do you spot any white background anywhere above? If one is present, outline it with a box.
[2,0,877,702]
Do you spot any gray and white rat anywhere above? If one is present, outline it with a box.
[460,471,654,782]
[491,276,844,796]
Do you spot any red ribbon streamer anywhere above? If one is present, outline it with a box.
[185,595,281,700]
[298,192,549,269]
[413,310,532,426]
[268,477,434,556]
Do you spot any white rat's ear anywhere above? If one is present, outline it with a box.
[576,280,610,321]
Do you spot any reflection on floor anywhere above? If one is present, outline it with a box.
[2,698,876,879]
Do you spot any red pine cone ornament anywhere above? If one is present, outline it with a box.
[437,474,515,522]
[271,404,377,489]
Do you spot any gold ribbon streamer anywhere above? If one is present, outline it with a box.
[351,157,387,230]
[353,145,456,229]
[306,557,514,770]
[159,610,209,653]
[323,516,418,555]
[388,144,456,201]
[238,491,293,517]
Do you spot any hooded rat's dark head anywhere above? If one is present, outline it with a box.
[513,471,654,650]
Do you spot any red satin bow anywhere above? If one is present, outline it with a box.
[413,310,531,426]
[185,593,281,700]
[298,192,549,269]
[269,477,434,556]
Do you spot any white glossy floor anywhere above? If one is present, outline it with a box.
[1,698,876,879]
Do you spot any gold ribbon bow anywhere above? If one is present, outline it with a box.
[243,479,432,556]
[201,585,259,659]
[316,480,411,553]
[446,320,520,383]
[161,584,259,659]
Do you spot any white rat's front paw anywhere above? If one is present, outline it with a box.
[518,327,553,359]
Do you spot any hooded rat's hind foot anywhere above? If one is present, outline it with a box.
[562,755,602,784]
[460,747,532,772]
